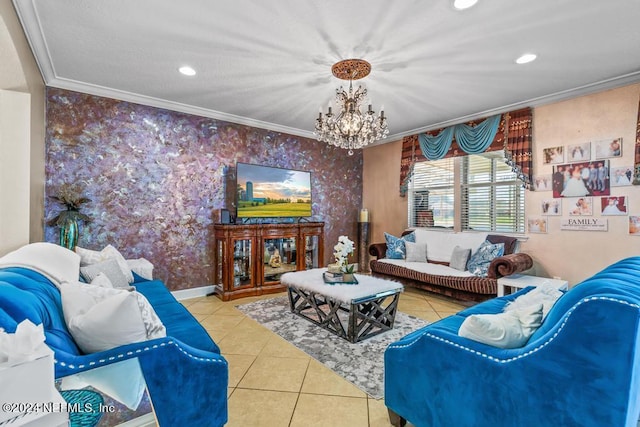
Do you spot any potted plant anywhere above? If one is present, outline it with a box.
[46,184,91,250]
[332,235,356,282]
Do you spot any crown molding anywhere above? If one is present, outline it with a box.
[382,71,640,142]
[47,76,317,139]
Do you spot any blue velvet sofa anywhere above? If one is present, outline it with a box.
[0,266,228,427]
[385,256,640,427]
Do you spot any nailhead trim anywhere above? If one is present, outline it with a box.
[388,296,638,363]
[55,340,225,371]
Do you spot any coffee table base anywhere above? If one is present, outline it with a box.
[287,286,401,343]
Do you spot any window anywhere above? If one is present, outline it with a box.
[408,152,525,233]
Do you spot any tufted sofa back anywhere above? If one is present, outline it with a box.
[0,267,81,355]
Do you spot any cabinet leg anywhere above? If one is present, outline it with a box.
[387,409,407,427]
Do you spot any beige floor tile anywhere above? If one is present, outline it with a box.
[211,303,245,316]
[224,353,257,387]
[200,313,245,332]
[227,387,235,398]
[238,355,309,392]
[187,299,225,315]
[368,397,392,427]
[398,297,434,312]
[260,335,311,359]
[226,388,298,427]
[290,393,368,427]
[190,312,210,322]
[180,296,207,306]
[401,309,442,323]
[217,327,271,355]
[426,297,465,312]
[300,359,366,398]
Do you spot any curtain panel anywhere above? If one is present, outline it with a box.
[399,107,532,196]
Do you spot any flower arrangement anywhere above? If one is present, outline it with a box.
[333,235,355,273]
[46,184,91,227]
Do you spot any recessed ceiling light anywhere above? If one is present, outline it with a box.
[178,66,196,76]
[515,53,537,64]
[453,0,478,10]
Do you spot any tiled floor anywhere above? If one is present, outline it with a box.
[183,288,465,427]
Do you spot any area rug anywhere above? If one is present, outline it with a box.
[235,296,429,399]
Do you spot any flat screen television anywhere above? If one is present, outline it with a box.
[236,163,312,218]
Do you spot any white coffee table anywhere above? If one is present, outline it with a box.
[281,268,403,343]
[497,274,569,297]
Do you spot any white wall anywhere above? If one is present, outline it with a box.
[0,90,30,252]
[0,4,46,255]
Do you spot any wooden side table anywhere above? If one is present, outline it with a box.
[497,274,568,297]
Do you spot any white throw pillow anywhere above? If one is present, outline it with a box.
[59,282,166,353]
[504,283,564,319]
[81,258,131,290]
[75,246,104,266]
[405,242,428,262]
[101,245,135,283]
[89,272,114,288]
[458,303,543,349]
[126,258,154,281]
[75,245,135,283]
[449,246,471,271]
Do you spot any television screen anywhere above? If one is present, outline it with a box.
[236,163,312,218]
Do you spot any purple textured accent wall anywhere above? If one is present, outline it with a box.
[45,88,362,290]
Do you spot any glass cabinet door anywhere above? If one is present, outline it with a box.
[263,236,297,282]
[304,235,320,270]
[233,239,252,288]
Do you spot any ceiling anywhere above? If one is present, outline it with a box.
[12,0,640,143]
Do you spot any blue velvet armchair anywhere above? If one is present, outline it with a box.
[385,256,640,427]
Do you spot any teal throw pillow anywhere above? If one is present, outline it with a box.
[384,232,416,259]
[467,240,505,277]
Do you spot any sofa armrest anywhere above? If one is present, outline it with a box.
[486,252,533,279]
[369,243,387,259]
[55,336,228,426]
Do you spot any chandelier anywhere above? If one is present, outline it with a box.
[314,59,389,155]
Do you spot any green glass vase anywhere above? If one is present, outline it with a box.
[60,217,79,250]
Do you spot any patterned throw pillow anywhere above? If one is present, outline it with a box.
[467,240,505,277]
[384,232,416,259]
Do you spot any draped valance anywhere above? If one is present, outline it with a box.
[400,107,533,196]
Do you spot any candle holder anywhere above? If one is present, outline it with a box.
[357,209,370,273]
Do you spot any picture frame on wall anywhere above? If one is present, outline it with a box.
[630,216,640,235]
[567,197,593,216]
[552,160,610,198]
[601,196,627,216]
[594,138,622,159]
[541,199,561,215]
[610,166,634,186]
[567,142,591,163]
[542,146,564,165]
[532,174,552,191]
[527,217,548,234]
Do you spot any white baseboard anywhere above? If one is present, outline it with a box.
[171,285,216,301]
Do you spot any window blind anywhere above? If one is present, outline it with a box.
[461,153,525,233]
[408,158,454,228]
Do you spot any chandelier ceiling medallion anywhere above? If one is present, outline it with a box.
[314,59,389,155]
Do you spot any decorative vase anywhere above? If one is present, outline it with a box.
[342,273,355,283]
[60,217,79,250]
